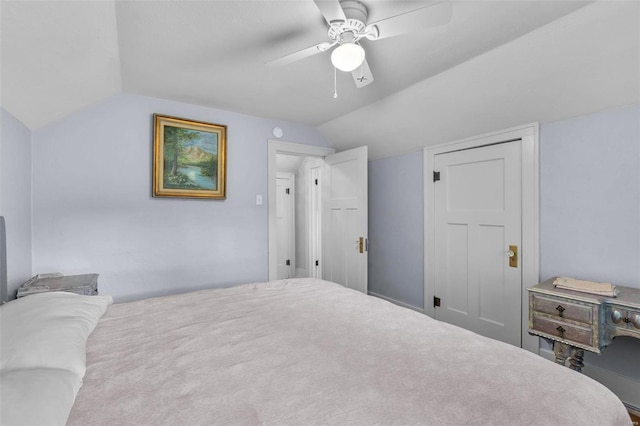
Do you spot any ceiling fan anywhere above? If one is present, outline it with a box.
[268,0,452,90]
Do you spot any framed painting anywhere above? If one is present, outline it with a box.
[153,114,226,199]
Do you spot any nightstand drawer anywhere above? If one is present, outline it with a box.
[606,305,640,339]
[532,315,594,347]
[531,294,592,324]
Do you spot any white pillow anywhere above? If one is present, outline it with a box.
[0,291,112,376]
[0,368,82,426]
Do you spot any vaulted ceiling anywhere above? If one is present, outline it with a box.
[2,1,638,159]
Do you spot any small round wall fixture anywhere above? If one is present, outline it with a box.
[272,127,283,138]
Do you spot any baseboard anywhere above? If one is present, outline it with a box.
[626,403,640,418]
[539,348,640,410]
[368,291,425,314]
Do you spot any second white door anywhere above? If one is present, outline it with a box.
[276,172,295,279]
[322,146,368,294]
[433,141,522,346]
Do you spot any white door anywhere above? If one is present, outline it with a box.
[276,173,295,279]
[309,163,322,279]
[322,146,368,293]
[433,141,522,346]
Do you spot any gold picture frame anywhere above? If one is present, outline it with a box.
[153,114,226,199]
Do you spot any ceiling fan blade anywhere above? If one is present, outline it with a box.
[367,1,452,41]
[351,58,374,88]
[313,0,346,25]
[266,42,331,66]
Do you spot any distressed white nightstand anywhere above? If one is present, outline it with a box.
[17,274,99,298]
[528,277,640,372]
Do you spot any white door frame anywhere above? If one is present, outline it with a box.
[424,123,540,353]
[268,140,335,281]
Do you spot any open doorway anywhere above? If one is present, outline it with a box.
[268,141,369,294]
[268,141,334,281]
[274,155,323,279]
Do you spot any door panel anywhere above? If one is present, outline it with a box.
[448,159,505,211]
[445,223,469,315]
[477,224,507,325]
[322,146,368,294]
[434,141,521,346]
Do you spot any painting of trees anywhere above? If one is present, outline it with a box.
[163,127,199,176]
[153,115,227,199]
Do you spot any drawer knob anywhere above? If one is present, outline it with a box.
[611,309,623,324]
[556,325,566,338]
[555,305,566,317]
[631,314,640,329]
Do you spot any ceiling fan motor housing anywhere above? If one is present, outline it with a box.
[341,0,367,23]
[327,0,368,43]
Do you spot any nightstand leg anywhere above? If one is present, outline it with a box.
[553,342,569,366]
[569,347,584,373]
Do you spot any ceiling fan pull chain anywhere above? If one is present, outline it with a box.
[333,66,338,99]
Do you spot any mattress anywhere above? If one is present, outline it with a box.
[67,278,631,425]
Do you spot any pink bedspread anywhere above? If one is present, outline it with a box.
[68,278,630,425]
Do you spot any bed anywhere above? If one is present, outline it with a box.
[1,275,631,425]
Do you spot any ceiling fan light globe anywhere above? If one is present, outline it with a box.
[331,43,365,72]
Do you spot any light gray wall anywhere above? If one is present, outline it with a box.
[540,103,640,287]
[0,108,33,299]
[368,151,424,307]
[540,103,640,380]
[31,94,331,302]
